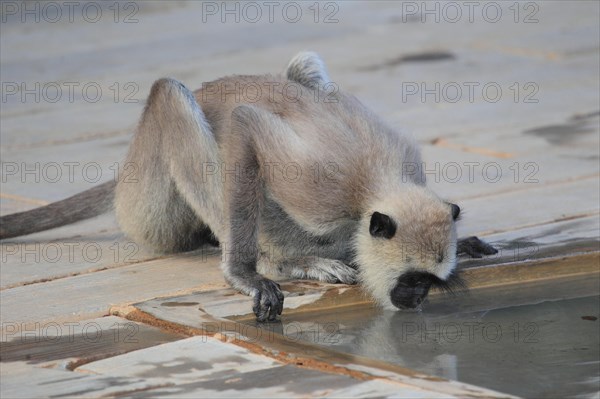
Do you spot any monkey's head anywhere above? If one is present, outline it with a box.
[354,185,463,311]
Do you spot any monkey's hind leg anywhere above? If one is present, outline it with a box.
[115,78,223,253]
[277,257,358,284]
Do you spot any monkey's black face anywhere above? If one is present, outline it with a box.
[390,271,434,309]
[390,270,464,310]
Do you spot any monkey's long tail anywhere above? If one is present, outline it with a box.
[0,180,116,240]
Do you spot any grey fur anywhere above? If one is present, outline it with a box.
[114,78,223,253]
[0,181,114,239]
[0,52,497,320]
[286,51,331,89]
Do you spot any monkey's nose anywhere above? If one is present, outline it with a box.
[391,295,425,310]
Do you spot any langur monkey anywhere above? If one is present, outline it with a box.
[0,52,497,321]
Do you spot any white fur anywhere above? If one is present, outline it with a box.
[353,183,458,309]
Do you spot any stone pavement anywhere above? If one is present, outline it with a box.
[1,1,598,397]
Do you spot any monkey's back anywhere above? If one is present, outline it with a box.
[195,75,424,232]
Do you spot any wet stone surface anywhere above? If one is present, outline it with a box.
[260,274,600,398]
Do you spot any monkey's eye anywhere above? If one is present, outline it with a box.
[450,203,460,221]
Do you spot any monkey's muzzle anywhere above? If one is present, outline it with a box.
[390,269,465,310]
[390,271,434,310]
[390,283,431,310]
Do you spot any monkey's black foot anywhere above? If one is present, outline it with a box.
[457,236,498,258]
[252,278,284,322]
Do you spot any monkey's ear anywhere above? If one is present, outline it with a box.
[286,51,330,89]
[450,203,461,221]
[369,212,397,239]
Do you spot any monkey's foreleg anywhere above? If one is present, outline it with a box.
[220,105,286,322]
[457,236,498,258]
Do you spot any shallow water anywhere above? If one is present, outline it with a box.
[255,274,600,398]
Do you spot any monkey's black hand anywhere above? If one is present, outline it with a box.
[457,236,498,258]
[252,278,284,322]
